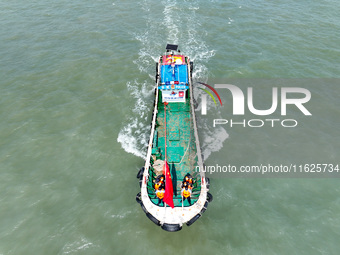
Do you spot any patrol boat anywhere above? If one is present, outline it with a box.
[136,44,212,232]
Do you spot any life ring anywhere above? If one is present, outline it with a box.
[161,223,182,232]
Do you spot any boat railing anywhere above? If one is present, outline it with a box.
[143,58,162,182]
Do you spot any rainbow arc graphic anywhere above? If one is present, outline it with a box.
[198,82,222,115]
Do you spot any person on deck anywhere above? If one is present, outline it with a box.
[181,173,194,190]
[181,185,192,206]
[155,187,165,206]
[154,174,165,190]
[184,173,193,185]
[155,174,165,183]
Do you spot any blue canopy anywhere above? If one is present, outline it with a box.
[160,64,188,84]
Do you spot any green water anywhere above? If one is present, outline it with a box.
[1,0,339,254]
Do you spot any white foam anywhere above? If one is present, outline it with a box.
[117,0,228,160]
[117,122,147,159]
[117,80,153,159]
[163,2,180,43]
[62,238,95,254]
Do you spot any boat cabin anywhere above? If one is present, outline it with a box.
[158,44,189,103]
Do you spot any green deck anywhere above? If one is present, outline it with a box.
[147,90,201,207]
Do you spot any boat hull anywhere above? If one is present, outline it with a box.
[136,46,212,231]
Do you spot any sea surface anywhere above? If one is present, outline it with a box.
[1,0,340,254]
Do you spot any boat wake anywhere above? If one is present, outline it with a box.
[117,0,228,160]
[116,79,154,159]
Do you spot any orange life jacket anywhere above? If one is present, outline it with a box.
[182,188,191,198]
[156,189,165,199]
